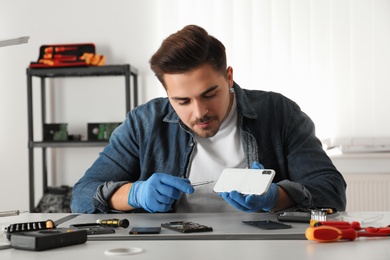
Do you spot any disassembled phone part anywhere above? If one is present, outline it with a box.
[161,221,213,233]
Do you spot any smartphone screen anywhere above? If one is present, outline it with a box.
[129,227,161,235]
[242,220,292,229]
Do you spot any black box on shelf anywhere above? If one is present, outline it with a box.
[43,123,68,141]
[87,122,121,141]
[34,186,73,213]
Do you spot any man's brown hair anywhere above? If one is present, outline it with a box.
[150,25,227,87]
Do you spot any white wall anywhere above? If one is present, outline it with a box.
[1,0,389,212]
[1,0,166,211]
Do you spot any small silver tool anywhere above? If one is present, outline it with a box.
[191,181,214,187]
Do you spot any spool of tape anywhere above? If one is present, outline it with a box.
[104,247,143,256]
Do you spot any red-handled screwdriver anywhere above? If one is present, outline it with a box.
[365,226,390,234]
[314,221,390,235]
[314,221,362,230]
[306,226,389,242]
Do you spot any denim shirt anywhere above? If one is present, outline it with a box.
[71,82,347,213]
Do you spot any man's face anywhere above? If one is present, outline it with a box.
[164,64,234,138]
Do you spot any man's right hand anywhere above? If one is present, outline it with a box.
[128,173,194,212]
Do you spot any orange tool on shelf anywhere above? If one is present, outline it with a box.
[43,53,78,60]
[44,46,78,53]
[30,43,99,68]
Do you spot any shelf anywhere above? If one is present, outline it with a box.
[26,63,138,212]
[0,36,30,47]
[27,64,138,78]
[30,141,109,148]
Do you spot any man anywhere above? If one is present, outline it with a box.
[71,25,346,214]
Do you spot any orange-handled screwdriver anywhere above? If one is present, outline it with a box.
[306,226,389,242]
[44,46,77,53]
[43,54,77,60]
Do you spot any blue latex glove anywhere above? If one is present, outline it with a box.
[128,173,194,213]
[218,162,279,212]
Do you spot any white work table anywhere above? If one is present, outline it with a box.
[1,212,389,259]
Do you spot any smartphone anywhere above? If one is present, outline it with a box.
[242,220,292,229]
[276,211,311,223]
[70,223,115,235]
[213,168,275,195]
[129,227,161,235]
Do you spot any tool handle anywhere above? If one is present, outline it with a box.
[306,226,357,242]
[97,218,129,228]
[307,226,390,242]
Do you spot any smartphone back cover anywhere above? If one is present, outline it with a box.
[213,168,275,195]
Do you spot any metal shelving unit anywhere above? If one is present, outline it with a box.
[26,64,138,211]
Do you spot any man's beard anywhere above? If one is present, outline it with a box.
[191,115,220,138]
